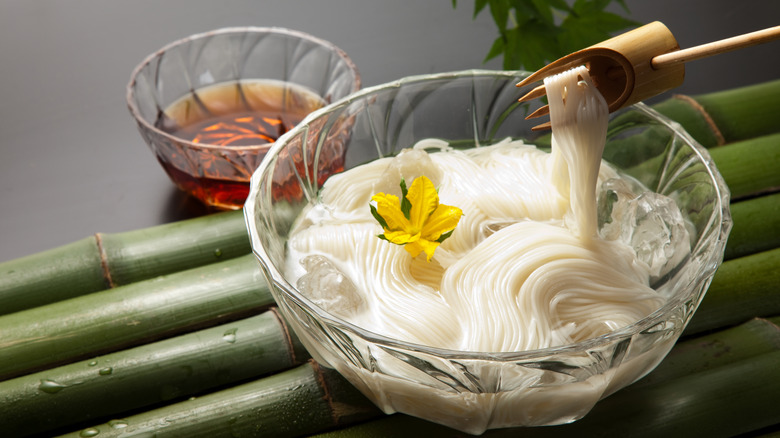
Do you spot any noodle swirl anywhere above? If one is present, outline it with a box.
[285,67,674,352]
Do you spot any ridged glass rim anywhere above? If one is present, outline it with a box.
[126,26,361,153]
[245,69,732,362]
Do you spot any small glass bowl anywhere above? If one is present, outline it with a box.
[244,70,731,434]
[127,27,360,209]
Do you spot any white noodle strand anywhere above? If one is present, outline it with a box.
[285,68,673,352]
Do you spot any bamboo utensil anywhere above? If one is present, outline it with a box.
[517,22,780,130]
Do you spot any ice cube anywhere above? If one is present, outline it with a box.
[371,148,442,198]
[296,255,365,317]
[599,183,691,281]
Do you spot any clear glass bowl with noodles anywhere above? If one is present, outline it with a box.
[244,70,732,434]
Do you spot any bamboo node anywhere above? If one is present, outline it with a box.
[672,94,726,146]
[93,233,115,288]
[309,359,341,424]
[270,307,299,365]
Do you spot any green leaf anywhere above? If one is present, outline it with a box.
[544,0,571,11]
[614,0,631,13]
[509,21,563,70]
[473,0,489,17]
[458,0,638,71]
[436,229,455,243]
[488,0,510,32]
[399,179,412,220]
[369,204,389,230]
[529,0,555,26]
[483,36,506,62]
[559,9,639,53]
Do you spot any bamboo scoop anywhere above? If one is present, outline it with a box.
[517,21,780,130]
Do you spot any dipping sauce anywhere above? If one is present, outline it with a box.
[157,79,326,208]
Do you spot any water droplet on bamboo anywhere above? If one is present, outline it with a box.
[222,328,237,343]
[99,367,113,376]
[108,419,128,429]
[79,428,100,437]
[88,360,98,367]
[214,248,223,258]
[39,379,67,394]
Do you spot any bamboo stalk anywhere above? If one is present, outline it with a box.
[725,192,780,260]
[685,247,780,336]
[707,132,780,201]
[652,78,780,147]
[0,310,309,437]
[628,316,780,389]
[315,350,780,438]
[695,79,780,145]
[57,361,382,438]
[0,254,272,381]
[617,130,780,204]
[0,209,250,316]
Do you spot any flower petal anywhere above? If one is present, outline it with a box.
[371,193,410,232]
[422,204,463,241]
[406,239,441,261]
[383,230,420,245]
[406,176,438,230]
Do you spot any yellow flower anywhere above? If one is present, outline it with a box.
[370,176,463,261]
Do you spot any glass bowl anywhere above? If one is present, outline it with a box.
[127,27,360,209]
[244,70,731,434]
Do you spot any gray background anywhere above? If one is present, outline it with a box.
[1,0,778,262]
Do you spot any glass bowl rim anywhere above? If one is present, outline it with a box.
[245,69,731,362]
[125,26,362,153]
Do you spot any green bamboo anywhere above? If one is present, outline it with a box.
[753,427,780,438]
[316,350,780,438]
[653,78,780,148]
[0,310,308,437]
[618,130,780,203]
[685,247,780,336]
[0,209,250,315]
[708,132,780,201]
[0,254,273,381]
[695,79,780,144]
[57,361,381,438]
[628,316,780,389]
[725,192,780,260]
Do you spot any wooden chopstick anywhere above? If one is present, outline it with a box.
[652,25,780,69]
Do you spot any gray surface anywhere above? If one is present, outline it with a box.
[1,0,778,262]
